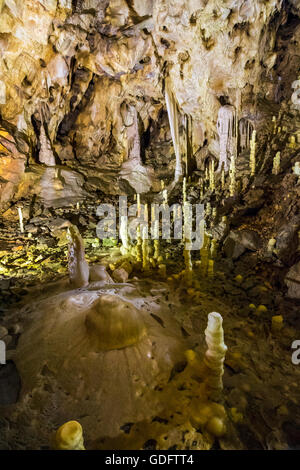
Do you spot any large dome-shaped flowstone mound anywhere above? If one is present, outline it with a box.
[85,294,146,351]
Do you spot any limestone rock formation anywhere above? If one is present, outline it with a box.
[0,0,297,209]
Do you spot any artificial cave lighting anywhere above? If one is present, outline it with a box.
[0,0,300,453]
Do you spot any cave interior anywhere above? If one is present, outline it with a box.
[0,0,300,451]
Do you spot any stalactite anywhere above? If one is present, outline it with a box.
[185,114,193,177]
[39,121,56,166]
[165,76,183,182]
[235,90,241,159]
[127,104,141,163]
[216,105,236,173]
[239,118,253,151]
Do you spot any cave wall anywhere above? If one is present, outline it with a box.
[0,0,299,211]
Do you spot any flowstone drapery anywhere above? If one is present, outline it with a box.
[165,76,183,182]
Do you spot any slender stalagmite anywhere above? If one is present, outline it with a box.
[67,225,89,288]
[203,312,227,400]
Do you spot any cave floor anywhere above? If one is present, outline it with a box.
[0,233,300,451]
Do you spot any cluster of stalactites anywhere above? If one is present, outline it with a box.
[239,118,254,152]
[216,105,236,173]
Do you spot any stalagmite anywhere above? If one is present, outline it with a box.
[184,238,193,285]
[153,239,160,262]
[216,105,236,173]
[17,207,24,233]
[221,169,225,190]
[288,135,296,149]
[205,202,211,218]
[163,189,168,206]
[183,177,187,204]
[249,130,257,176]
[199,178,204,198]
[272,152,281,175]
[135,228,142,263]
[208,259,214,278]
[293,162,300,176]
[54,421,85,450]
[200,235,210,276]
[267,238,276,254]
[272,116,277,135]
[182,201,193,284]
[67,225,89,288]
[205,166,209,181]
[137,194,141,216]
[203,312,227,400]
[120,214,129,254]
[210,239,218,258]
[229,153,236,197]
[165,76,183,182]
[158,264,167,278]
[142,204,150,270]
[272,315,284,333]
[209,159,215,191]
[151,205,160,261]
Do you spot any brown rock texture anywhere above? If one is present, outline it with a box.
[0,0,299,207]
